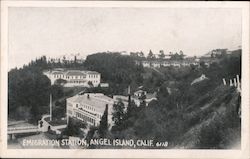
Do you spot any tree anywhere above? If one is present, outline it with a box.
[51,84,64,100]
[159,50,165,60]
[147,50,155,60]
[220,49,227,58]
[112,100,125,131]
[139,94,147,109]
[126,97,137,119]
[54,79,67,86]
[211,52,215,58]
[139,51,145,58]
[74,55,77,64]
[179,50,185,60]
[84,52,144,95]
[8,67,51,123]
[98,104,109,138]
[53,100,66,120]
[88,81,94,87]
[63,117,87,137]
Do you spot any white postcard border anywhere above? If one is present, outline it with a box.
[1,1,249,158]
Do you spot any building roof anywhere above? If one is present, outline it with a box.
[146,92,157,99]
[66,71,86,76]
[86,71,100,74]
[52,71,64,75]
[113,95,129,102]
[44,69,101,77]
[67,93,114,114]
[134,90,145,94]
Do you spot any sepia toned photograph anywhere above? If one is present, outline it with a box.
[1,1,249,158]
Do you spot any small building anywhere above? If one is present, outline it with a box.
[100,83,109,88]
[38,115,67,135]
[113,92,157,107]
[134,90,147,97]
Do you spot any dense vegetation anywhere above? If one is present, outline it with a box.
[91,50,242,149]
[8,49,241,148]
[8,57,51,123]
[84,52,144,95]
[8,56,85,123]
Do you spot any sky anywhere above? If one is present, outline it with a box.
[8,7,242,69]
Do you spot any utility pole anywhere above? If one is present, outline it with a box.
[128,85,131,104]
[50,94,52,121]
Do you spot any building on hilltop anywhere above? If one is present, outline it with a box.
[43,68,101,87]
[138,59,200,68]
[66,93,114,127]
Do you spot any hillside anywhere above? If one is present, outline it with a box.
[106,82,241,149]
[8,50,241,149]
[175,85,241,149]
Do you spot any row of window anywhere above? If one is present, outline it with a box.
[89,74,99,78]
[142,63,199,66]
[68,80,85,84]
[78,107,96,116]
[75,104,102,119]
[76,104,95,112]
[54,74,86,79]
[92,80,99,83]
[54,74,99,79]
[75,112,96,125]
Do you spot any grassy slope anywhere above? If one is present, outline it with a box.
[175,85,241,149]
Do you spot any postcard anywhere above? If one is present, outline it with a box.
[0,1,249,158]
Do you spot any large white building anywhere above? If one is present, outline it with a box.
[43,68,101,87]
[66,93,114,127]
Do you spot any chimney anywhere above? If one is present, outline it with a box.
[106,104,108,114]
[128,85,131,106]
